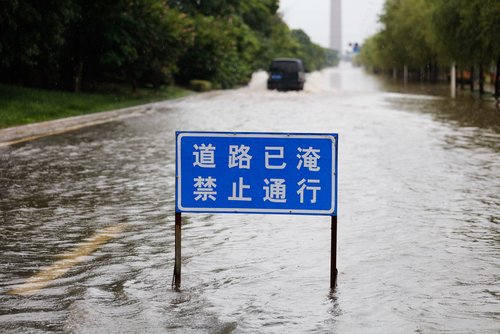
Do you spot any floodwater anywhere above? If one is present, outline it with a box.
[1,63,499,333]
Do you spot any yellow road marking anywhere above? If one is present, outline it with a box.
[8,224,125,296]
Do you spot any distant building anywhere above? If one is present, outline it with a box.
[330,0,342,52]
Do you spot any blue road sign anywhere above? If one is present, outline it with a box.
[176,132,338,216]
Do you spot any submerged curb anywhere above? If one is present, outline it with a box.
[0,103,159,147]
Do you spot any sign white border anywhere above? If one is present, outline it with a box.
[176,132,337,215]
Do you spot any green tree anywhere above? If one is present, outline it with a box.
[291,29,325,72]
[1,0,332,92]
[359,0,500,93]
[0,0,77,87]
[376,0,436,75]
[99,0,193,90]
[166,0,240,17]
[239,0,279,36]
[174,15,258,88]
[63,0,193,91]
[254,14,300,70]
[480,0,500,95]
[431,0,500,93]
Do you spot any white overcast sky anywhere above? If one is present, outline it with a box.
[278,0,386,51]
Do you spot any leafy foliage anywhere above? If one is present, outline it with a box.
[357,0,500,76]
[0,0,77,87]
[0,0,337,91]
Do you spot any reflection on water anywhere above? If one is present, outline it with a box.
[0,64,499,333]
[327,62,383,92]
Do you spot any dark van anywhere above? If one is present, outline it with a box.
[267,58,305,91]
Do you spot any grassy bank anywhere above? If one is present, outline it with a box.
[0,84,193,129]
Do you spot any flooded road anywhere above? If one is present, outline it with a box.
[1,64,499,333]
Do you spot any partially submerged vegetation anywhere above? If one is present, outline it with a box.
[356,0,500,96]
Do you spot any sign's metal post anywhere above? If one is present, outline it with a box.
[330,215,338,289]
[174,212,182,288]
[175,131,338,290]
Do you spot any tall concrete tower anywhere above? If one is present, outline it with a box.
[330,0,342,52]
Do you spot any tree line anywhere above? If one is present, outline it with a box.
[0,0,338,92]
[356,0,500,96]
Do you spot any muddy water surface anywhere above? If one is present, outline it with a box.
[1,64,499,333]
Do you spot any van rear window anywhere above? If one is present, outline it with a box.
[270,61,298,73]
